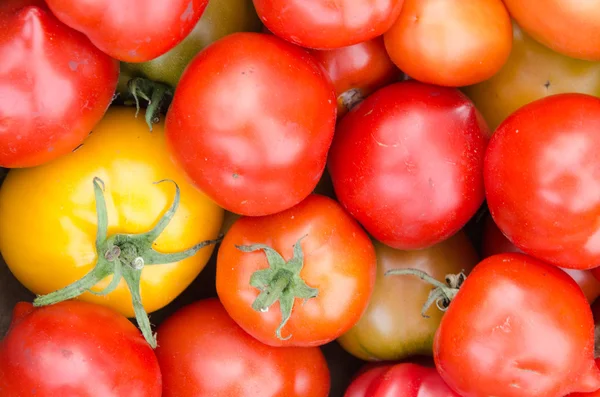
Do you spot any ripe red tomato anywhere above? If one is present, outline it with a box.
[328,81,489,250]
[155,298,330,397]
[0,1,119,168]
[0,301,161,396]
[383,0,512,87]
[166,33,337,216]
[434,253,600,396]
[485,93,600,269]
[216,194,377,347]
[253,0,404,49]
[502,0,600,61]
[344,362,459,397]
[311,37,401,118]
[44,0,207,62]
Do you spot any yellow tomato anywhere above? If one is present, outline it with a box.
[0,107,223,329]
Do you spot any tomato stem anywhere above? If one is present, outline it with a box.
[128,77,173,131]
[32,177,222,348]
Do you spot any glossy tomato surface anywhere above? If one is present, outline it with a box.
[328,81,489,250]
[435,253,600,396]
[0,1,119,168]
[44,0,207,62]
[166,32,337,216]
[0,301,161,396]
[216,194,377,347]
[156,298,330,397]
[485,93,600,269]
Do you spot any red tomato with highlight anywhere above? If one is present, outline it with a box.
[166,33,337,216]
[156,298,330,397]
[253,0,405,49]
[0,1,119,168]
[44,0,208,62]
[328,81,489,250]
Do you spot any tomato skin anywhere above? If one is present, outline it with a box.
[0,301,161,396]
[216,194,377,347]
[0,2,119,168]
[502,0,600,61]
[156,298,330,397]
[166,32,337,217]
[328,81,489,250]
[0,107,223,318]
[253,0,404,49]
[485,93,600,270]
[434,253,600,396]
[311,37,401,118]
[345,363,459,397]
[44,0,207,62]
[383,0,512,87]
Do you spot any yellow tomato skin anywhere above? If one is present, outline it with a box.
[0,107,224,317]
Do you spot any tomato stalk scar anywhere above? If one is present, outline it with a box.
[32,177,222,348]
[236,235,318,341]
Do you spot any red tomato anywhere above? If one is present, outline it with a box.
[328,81,489,250]
[383,0,512,87]
[434,253,600,396]
[570,359,600,397]
[253,0,405,49]
[44,0,208,62]
[502,0,600,61]
[311,36,401,118]
[0,1,118,168]
[166,33,337,216]
[155,298,330,397]
[0,301,161,396]
[485,93,600,270]
[216,194,377,347]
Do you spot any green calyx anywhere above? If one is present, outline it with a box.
[384,268,466,318]
[128,77,173,131]
[33,177,222,348]
[237,236,318,341]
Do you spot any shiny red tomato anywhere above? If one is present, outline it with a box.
[434,253,600,396]
[166,33,337,216]
[216,194,377,347]
[570,359,600,397]
[44,0,208,62]
[156,298,330,397]
[311,37,401,118]
[502,0,600,61]
[345,363,459,397]
[0,301,161,396]
[485,93,600,269]
[328,81,489,250]
[383,0,512,87]
[0,1,118,168]
[253,0,404,49]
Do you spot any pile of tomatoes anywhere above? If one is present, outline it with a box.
[2,0,600,396]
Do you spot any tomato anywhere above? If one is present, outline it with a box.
[166,33,337,217]
[216,194,376,347]
[156,298,330,397]
[432,253,600,396]
[502,0,600,61]
[0,107,224,347]
[118,0,262,90]
[345,362,459,397]
[485,94,600,270]
[310,37,401,118]
[0,301,161,396]
[337,232,479,361]
[463,22,600,132]
[328,81,489,250]
[44,0,208,62]
[253,0,404,49]
[0,1,119,168]
[383,0,511,87]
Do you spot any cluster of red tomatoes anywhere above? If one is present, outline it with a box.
[2,0,600,396]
